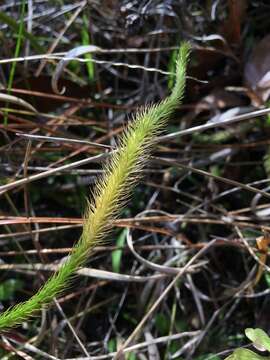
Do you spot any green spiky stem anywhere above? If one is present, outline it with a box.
[0,43,190,330]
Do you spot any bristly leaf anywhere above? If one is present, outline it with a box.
[0,43,190,330]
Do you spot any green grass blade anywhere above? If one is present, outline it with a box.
[112,229,127,273]
[4,0,26,125]
[81,14,95,81]
[0,11,43,53]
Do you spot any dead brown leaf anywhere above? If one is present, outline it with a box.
[244,34,270,105]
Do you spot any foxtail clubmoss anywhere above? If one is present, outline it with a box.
[0,43,190,330]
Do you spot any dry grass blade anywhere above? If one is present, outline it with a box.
[0,152,111,195]
[114,240,216,359]
[158,107,270,141]
[0,93,37,113]
[16,133,114,149]
[51,45,101,94]
[154,157,270,200]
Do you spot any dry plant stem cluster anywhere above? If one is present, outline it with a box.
[0,43,190,330]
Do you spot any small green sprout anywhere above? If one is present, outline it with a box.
[225,328,270,360]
